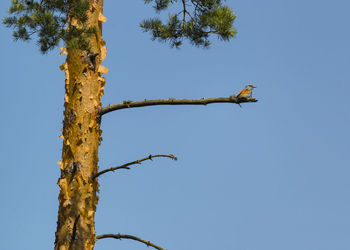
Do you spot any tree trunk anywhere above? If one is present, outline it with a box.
[55,1,106,249]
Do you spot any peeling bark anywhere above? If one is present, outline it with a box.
[55,1,107,249]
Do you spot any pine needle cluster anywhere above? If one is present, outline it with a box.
[3,0,237,52]
[141,0,237,47]
[3,0,94,53]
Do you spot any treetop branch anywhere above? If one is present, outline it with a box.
[92,154,177,179]
[96,233,165,250]
[99,96,258,116]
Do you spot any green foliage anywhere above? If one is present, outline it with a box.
[141,0,237,48]
[3,0,237,52]
[3,0,92,53]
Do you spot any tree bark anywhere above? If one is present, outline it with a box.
[55,1,106,249]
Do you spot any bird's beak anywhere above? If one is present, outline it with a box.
[252,85,256,88]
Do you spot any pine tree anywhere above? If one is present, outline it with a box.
[3,0,256,249]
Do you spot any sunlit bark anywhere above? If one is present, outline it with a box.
[55,1,107,249]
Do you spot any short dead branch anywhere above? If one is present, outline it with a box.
[92,154,177,179]
[96,233,165,250]
[99,96,257,116]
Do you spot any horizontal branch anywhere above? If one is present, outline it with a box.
[99,96,257,115]
[92,154,177,179]
[96,233,165,250]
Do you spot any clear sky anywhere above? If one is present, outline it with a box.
[1,0,349,249]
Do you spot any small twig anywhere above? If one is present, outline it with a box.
[191,0,207,12]
[185,9,196,23]
[92,154,177,179]
[96,233,165,250]
[27,29,38,37]
[99,96,257,116]
[182,0,186,23]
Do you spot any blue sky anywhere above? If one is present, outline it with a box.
[1,0,349,249]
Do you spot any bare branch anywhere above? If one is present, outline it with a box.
[185,9,196,23]
[182,0,186,23]
[96,233,166,250]
[92,154,177,179]
[99,96,257,116]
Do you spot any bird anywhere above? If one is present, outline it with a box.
[236,84,256,98]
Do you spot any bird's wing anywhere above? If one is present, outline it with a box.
[237,89,247,98]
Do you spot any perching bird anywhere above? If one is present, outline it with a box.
[237,84,256,98]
